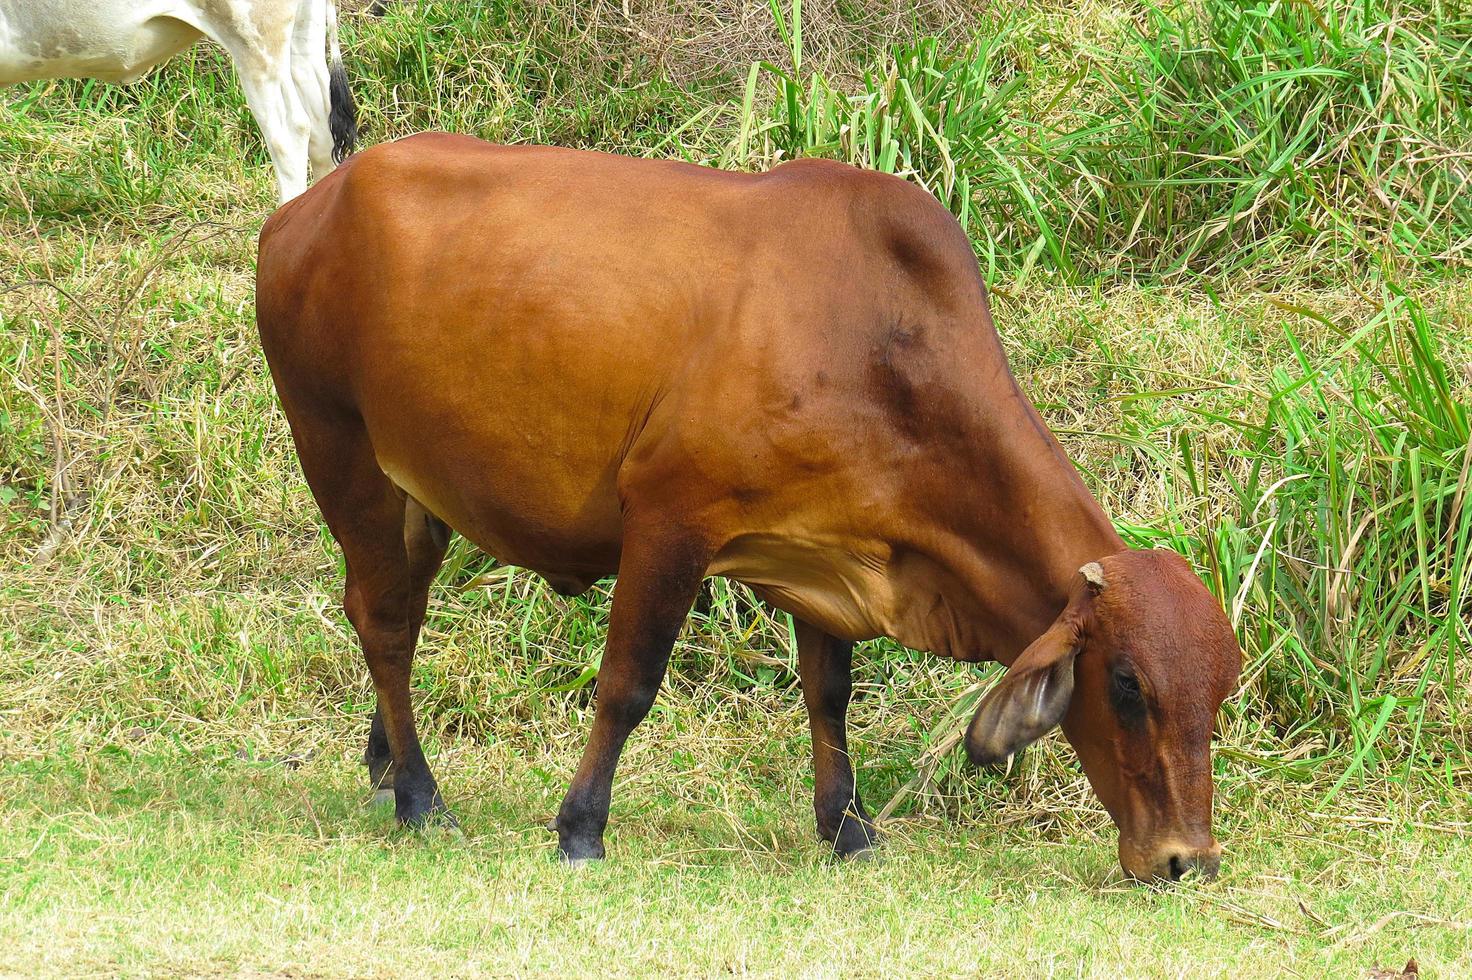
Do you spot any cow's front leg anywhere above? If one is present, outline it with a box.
[553,528,710,862]
[795,618,878,857]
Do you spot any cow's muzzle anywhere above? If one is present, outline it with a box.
[1121,837,1222,883]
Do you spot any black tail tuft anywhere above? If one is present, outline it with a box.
[329,60,358,164]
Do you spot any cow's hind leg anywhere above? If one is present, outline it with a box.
[795,618,878,857]
[286,0,337,180]
[286,409,449,828]
[554,525,711,862]
[366,497,450,802]
[200,2,308,202]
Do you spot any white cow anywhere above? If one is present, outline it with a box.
[0,0,357,202]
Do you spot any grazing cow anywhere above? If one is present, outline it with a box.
[255,133,1244,882]
[0,0,358,202]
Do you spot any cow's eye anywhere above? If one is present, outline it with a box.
[1110,666,1146,722]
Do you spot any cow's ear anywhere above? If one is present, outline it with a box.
[964,617,1081,767]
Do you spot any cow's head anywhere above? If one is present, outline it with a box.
[965,549,1241,881]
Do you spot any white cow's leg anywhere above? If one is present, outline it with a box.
[233,61,310,203]
[303,67,335,180]
[301,67,335,180]
[195,0,311,203]
[256,86,310,203]
[289,0,335,180]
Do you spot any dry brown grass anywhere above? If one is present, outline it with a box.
[355,0,986,85]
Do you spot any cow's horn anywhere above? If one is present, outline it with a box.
[1079,561,1107,590]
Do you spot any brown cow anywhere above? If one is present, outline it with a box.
[255,132,1243,881]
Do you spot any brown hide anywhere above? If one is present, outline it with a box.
[255,133,1242,878]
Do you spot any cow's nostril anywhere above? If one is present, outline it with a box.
[1124,843,1221,884]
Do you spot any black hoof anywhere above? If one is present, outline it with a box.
[397,795,456,831]
[836,842,880,862]
[557,834,606,863]
[364,755,395,793]
[832,834,881,860]
[826,814,880,859]
[403,809,462,839]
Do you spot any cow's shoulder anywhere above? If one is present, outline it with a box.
[760,157,974,270]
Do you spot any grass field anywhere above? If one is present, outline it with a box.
[2,1,1470,976]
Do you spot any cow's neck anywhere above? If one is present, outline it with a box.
[884,347,1125,667]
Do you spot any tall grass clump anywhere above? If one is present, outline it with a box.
[739,0,1472,281]
[735,1,1037,276]
[1067,0,1472,278]
[1117,290,1470,782]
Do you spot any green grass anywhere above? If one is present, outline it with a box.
[4,740,1470,976]
[2,0,1470,975]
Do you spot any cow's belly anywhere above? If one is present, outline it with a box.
[369,412,627,584]
[0,9,200,85]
